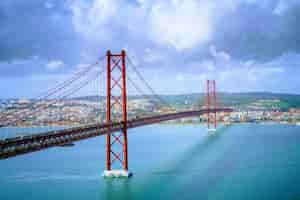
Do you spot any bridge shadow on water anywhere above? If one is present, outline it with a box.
[101,124,236,200]
[152,125,232,174]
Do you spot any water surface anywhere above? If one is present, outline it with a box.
[1,124,300,200]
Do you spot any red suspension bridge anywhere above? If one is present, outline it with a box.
[0,50,232,177]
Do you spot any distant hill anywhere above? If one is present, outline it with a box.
[160,92,300,111]
[167,92,300,109]
[71,92,300,111]
[2,92,300,111]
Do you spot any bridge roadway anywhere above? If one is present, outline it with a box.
[0,108,232,160]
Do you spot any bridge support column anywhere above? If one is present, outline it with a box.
[103,50,132,178]
[206,80,217,133]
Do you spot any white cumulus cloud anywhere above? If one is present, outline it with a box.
[46,60,64,70]
[209,45,231,62]
[149,0,213,50]
[70,0,119,40]
[68,0,218,50]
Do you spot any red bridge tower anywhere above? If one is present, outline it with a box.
[206,80,217,132]
[103,50,131,178]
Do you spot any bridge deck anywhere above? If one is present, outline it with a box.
[0,108,232,160]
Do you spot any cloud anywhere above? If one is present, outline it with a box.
[213,1,300,61]
[0,57,67,77]
[273,1,288,15]
[172,60,286,93]
[44,1,54,9]
[0,0,82,64]
[2,0,300,96]
[68,0,216,50]
[143,48,166,63]
[70,0,118,41]
[0,57,45,77]
[67,0,300,59]
[148,0,213,50]
[46,60,64,70]
[209,45,231,62]
[273,0,300,15]
[166,47,296,93]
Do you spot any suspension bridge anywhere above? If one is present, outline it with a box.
[0,50,232,177]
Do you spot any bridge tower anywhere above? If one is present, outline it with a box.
[103,50,131,178]
[206,80,217,132]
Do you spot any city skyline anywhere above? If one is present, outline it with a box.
[1,0,300,98]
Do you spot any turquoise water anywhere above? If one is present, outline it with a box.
[1,124,300,200]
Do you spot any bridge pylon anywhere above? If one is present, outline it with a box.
[103,50,131,178]
[206,80,217,132]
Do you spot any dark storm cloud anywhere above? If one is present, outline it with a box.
[213,1,300,61]
[0,0,83,64]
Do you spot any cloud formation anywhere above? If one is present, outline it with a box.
[47,60,65,70]
[1,0,300,96]
[213,1,300,61]
[148,0,213,50]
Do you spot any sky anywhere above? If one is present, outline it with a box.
[0,0,300,98]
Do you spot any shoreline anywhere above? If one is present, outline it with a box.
[1,121,299,129]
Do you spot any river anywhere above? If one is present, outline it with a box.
[1,124,300,200]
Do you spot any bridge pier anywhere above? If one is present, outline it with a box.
[103,169,132,178]
[102,50,132,178]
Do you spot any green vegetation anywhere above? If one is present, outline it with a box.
[25,92,300,111]
[158,92,300,111]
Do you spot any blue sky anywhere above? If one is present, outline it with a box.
[0,0,300,98]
